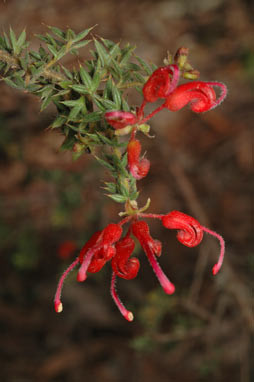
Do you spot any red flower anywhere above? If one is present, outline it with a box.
[127,139,150,180]
[111,236,140,280]
[132,220,175,295]
[105,110,137,129]
[143,64,180,103]
[54,210,225,321]
[161,211,203,247]
[165,81,227,113]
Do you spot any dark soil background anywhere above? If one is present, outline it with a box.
[0,0,253,381]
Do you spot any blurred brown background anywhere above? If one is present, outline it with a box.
[0,0,253,381]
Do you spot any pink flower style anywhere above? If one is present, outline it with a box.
[54,210,225,322]
[105,63,227,181]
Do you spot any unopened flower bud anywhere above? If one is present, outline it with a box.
[105,111,137,129]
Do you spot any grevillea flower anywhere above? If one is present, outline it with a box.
[111,236,140,279]
[127,138,150,180]
[105,111,137,129]
[132,220,175,295]
[142,64,180,103]
[165,81,227,113]
[54,209,225,321]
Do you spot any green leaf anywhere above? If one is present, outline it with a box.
[122,98,130,111]
[104,182,117,193]
[72,26,94,43]
[4,77,21,89]
[72,39,91,50]
[35,34,49,43]
[82,112,102,123]
[94,39,108,66]
[92,98,106,112]
[60,134,76,151]
[121,152,128,167]
[120,45,136,66]
[48,26,65,40]
[119,184,129,198]
[39,46,48,59]
[135,56,153,75]
[71,84,90,95]
[100,38,116,50]
[79,66,92,88]
[86,133,101,144]
[47,44,58,58]
[61,65,73,80]
[46,33,58,48]
[65,96,86,121]
[4,32,11,50]
[66,28,76,41]
[95,97,117,109]
[0,36,5,48]
[61,100,81,107]
[95,156,114,171]
[129,191,139,201]
[0,62,6,71]
[72,150,84,161]
[111,84,122,108]
[29,50,41,60]
[109,43,121,59]
[90,60,104,93]
[51,115,66,129]
[107,194,127,203]
[97,133,118,147]
[15,29,26,55]
[9,27,17,53]
[68,103,83,121]
[126,62,141,71]
[41,95,53,111]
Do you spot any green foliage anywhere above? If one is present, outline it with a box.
[0,26,154,204]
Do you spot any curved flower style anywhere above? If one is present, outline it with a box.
[54,210,225,321]
[127,139,150,180]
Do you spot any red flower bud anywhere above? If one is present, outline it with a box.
[143,64,180,103]
[165,81,227,113]
[162,211,203,247]
[111,236,140,280]
[105,110,137,129]
[127,139,150,180]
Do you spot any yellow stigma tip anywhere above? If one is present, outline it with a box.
[128,312,134,321]
[57,303,63,313]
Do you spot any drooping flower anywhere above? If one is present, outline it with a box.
[142,64,180,103]
[165,81,227,113]
[54,209,225,321]
[127,138,150,180]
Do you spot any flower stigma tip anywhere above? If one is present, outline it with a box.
[126,311,134,322]
[55,301,63,313]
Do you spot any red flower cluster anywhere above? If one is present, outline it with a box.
[54,210,225,321]
[104,64,227,182]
